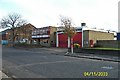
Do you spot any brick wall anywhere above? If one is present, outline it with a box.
[83,30,114,48]
[89,30,114,43]
[96,40,120,48]
[50,27,57,47]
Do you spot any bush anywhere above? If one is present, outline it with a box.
[74,43,80,48]
[14,43,42,48]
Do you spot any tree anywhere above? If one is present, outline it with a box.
[60,15,76,54]
[0,13,27,46]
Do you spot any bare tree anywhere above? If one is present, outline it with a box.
[60,15,76,54]
[0,13,27,46]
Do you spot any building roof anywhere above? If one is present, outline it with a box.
[0,23,36,34]
[1,29,11,34]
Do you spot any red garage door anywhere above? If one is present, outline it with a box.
[58,34,68,48]
[58,32,82,48]
[73,32,82,48]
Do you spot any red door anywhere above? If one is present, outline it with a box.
[58,34,68,48]
[73,32,82,48]
[58,32,82,48]
[90,40,94,47]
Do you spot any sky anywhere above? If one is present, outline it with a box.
[0,0,119,32]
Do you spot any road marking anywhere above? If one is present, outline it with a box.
[7,60,81,68]
[101,66,113,69]
[0,71,9,78]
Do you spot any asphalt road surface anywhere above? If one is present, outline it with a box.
[2,46,119,78]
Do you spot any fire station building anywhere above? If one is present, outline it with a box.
[56,27,82,48]
[56,24,114,48]
[31,23,114,48]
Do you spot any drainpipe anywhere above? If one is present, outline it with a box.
[82,28,83,48]
[81,23,86,48]
[56,32,58,47]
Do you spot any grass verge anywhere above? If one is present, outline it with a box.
[86,47,120,50]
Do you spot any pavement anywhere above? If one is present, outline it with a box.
[26,47,120,62]
[0,70,9,79]
[64,52,119,62]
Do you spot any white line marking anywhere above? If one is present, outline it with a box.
[7,60,81,68]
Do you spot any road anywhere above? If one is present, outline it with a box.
[2,46,119,78]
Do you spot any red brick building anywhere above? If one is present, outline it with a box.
[32,26,57,47]
[0,23,36,44]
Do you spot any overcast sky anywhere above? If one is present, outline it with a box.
[0,0,119,32]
